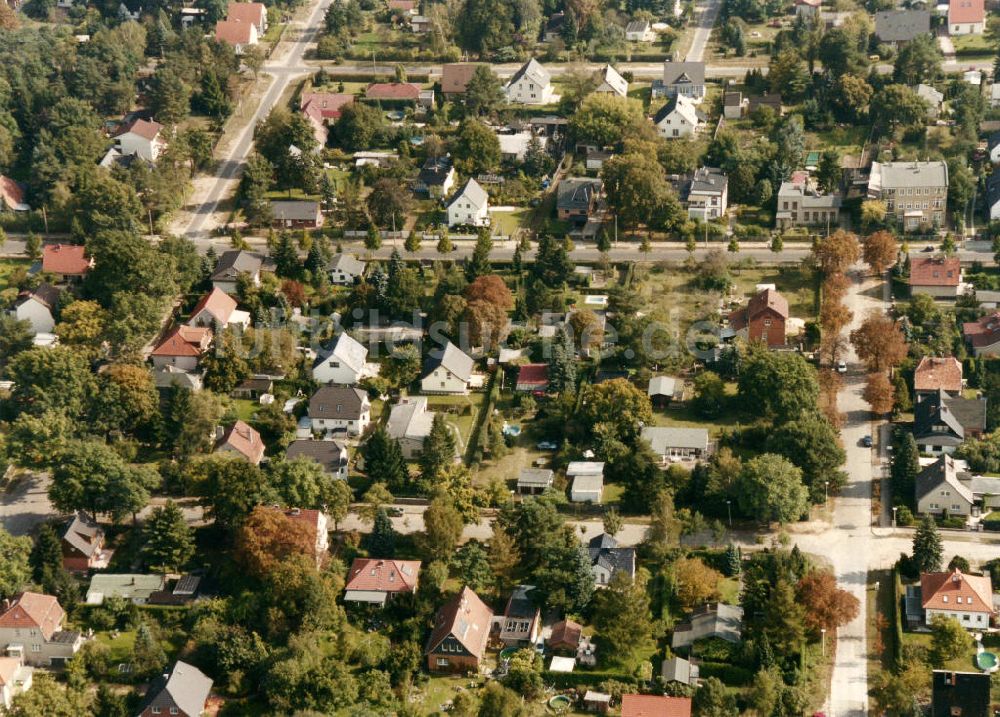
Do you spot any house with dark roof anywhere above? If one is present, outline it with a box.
[136,660,213,717]
[62,512,113,572]
[874,9,931,43]
[587,533,636,587]
[914,356,963,398]
[932,670,991,717]
[671,603,743,649]
[675,166,728,220]
[270,200,323,229]
[425,586,494,673]
[285,438,348,478]
[211,250,269,294]
[723,91,744,119]
[415,156,456,198]
[653,60,705,102]
[344,558,421,606]
[230,375,273,401]
[516,468,554,495]
[515,363,549,392]
[641,426,711,462]
[421,341,476,394]
[557,178,602,223]
[909,256,962,298]
[0,592,82,666]
[625,19,655,41]
[912,389,986,455]
[440,63,480,98]
[499,585,541,646]
[12,284,60,336]
[214,420,265,464]
[915,454,1000,517]
[327,253,366,286]
[308,385,371,435]
[726,287,789,347]
[748,93,782,116]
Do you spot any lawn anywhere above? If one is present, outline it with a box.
[648,385,743,437]
[232,398,259,422]
[953,32,993,57]
[489,208,531,236]
[425,393,482,451]
[805,125,870,157]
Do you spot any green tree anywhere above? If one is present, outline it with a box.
[363,427,409,492]
[6,674,92,717]
[49,440,157,522]
[190,454,274,531]
[452,118,501,175]
[735,454,809,524]
[142,501,195,573]
[0,526,31,600]
[0,315,34,369]
[870,84,929,132]
[30,523,63,583]
[466,228,494,281]
[451,541,494,594]
[367,178,411,230]
[930,614,972,665]
[912,515,943,573]
[149,65,192,125]
[241,153,274,226]
[893,33,943,85]
[592,569,656,668]
[762,578,807,656]
[693,677,738,717]
[335,102,385,151]
[419,413,457,482]
[891,432,920,507]
[464,65,505,116]
[692,370,727,418]
[132,620,168,678]
[737,346,819,423]
[421,494,465,561]
[570,93,650,147]
[767,412,846,502]
[8,346,97,420]
[366,508,397,557]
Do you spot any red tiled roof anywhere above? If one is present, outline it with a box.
[215,19,255,45]
[547,619,582,649]
[0,592,64,641]
[621,695,693,717]
[517,363,549,387]
[150,325,212,357]
[227,1,266,26]
[425,586,493,659]
[189,287,238,326]
[365,82,421,100]
[281,507,324,534]
[42,244,90,276]
[729,287,788,331]
[299,92,354,121]
[949,0,983,25]
[114,117,163,141]
[914,356,963,393]
[216,420,264,464]
[964,312,1000,348]
[910,256,961,287]
[0,176,25,210]
[345,558,421,594]
[921,569,993,613]
[441,64,479,94]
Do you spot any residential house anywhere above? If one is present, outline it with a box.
[909,256,962,298]
[364,82,423,106]
[653,94,704,138]
[963,310,1000,356]
[386,396,436,459]
[653,60,705,102]
[152,365,203,392]
[516,468,554,495]
[271,200,323,229]
[624,19,655,41]
[344,558,421,606]
[497,130,546,162]
[948,0,984,34]
[776,177,841,229]
[587,533,636,587]
[214,421,265,464]
[917,84,945,119]
[648,376,682,407]
[0,176,29,212]
[425,586,494,673]
[914,356,963,398]
[584,691,612,714]
[42,244,91,280]
[113,118,166,162]
[748,92,782,117]
[671,603,744,648]
[505,59,555,105]
[641,426,710,462]
[515,363,549,392]
[281,507,330,566]
[932,670,991,717]
[921,569,994,628]
[987,172,1000,223]
[188,287,251,330]
[285,438,348,478]
[214,18,259,52]
[916,454,975,516]
[446,178,490,227]
[312,332,368,385]
[61,512,113,572]
[230,376,272,400]
[415,156,456,197]
[0,657,31,710]
[593,64,628,97]
[421,341,476,394]
[874,9,931,44]
[136,660,213,717]
[13,285,59,335]
[440,63,480,99]
[327,253,366,285]
[547,619,582,654]
[499,585,541,646]
[727,287,789,347]
[410,14,431,32]
[211,250,267,294]
[795,0,821,17]
[556,178,602,224]
[662,656,700,686]
[723,91,744,119]
[621,695,693,717]
[0,593,80,667]
[868,161,948,230]
[85,574,166,605]
[674,166,728,220]
[149,326,212,371]
[568,461,605,503]
[227,1,267,33]
[912,389,987,455]
[308,385,371,436]
[299,92,353,145]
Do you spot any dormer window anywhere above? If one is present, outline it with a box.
[943,595,949,602]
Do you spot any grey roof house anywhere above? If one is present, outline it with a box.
[671,603,743,649]
[270,200,323,228]
[85,574,166,605]
[912,389,987,455]
[386,396,438,459]
[640,426,710,461]
[587,533,636,587]
[874,9,931,43]
[211,250,270,293]
[327,253,366,285]
[662,655,700,685]
[556,178,602,223]
[285,439,348,477]
[517,467,554,495]
[137,660,213,717]
[421,341,476,393]
[653,60,705,101]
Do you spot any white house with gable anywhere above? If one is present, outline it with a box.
[312,332,369,385]
[421,341,475,394]
[446,178,490,228]
[505,59,555,105]
[653,94,704,139]
[328,254,366,285]
[593,65,628,98]
[13,285,60,335]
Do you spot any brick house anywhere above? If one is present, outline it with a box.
[425,587,493,673]
[909,256,962,298]
[343,558,421,606]
[727,288,789,347]
[62,512,114,572]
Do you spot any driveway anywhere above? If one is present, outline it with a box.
[686,0,723,63]
[0,471,57,537]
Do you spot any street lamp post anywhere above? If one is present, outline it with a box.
[821,628,826,657]
[725,499,732,529]
[824,480,829,505]
[892,505,898,528]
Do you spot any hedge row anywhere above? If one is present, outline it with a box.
[312,72,432,84]
[540,670,637,689]
[697,662,753,686]
[891,567,904,667]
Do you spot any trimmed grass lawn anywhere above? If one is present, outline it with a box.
[232,398,259,422]
[489,208,531,236]
[425,394,482,450]
[649,386,743,437]
[953,33,993,56]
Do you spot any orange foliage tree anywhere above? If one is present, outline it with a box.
[235,506,318,578]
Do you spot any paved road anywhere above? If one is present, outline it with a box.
[686,0,723,64]
[169,0,332,243]
[0,471,54,537]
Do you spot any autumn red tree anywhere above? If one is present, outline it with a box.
[797,569,860,633]
[818,369,843,428]
[813,230,861,276]
[850,313,908,371]
[235,506,318,578]
[863,372,895,414]
[282,280,307,307]
[862,231,898,276]
[822,272,850,302]
[464,275,514,309]
[463,300,509,349]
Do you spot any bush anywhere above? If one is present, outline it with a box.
[691,637,738,663]
[540,670,637,690]
[696,662,753,685]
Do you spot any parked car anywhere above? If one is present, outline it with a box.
[386,507,404,517]
[860,435,872,448]
[536,441,558,450]
[837,361,847,373]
